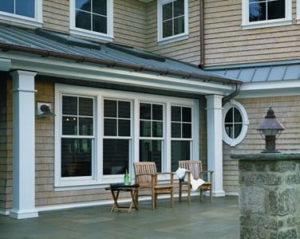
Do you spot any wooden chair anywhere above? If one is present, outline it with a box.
[134,162,174,209]
[178,160,213,204]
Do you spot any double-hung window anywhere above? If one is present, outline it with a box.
[103,99,131,175]
[170,106,192,171]
[61,96,95,179]
[157,0,189,44]
[139,103,164,172]
[70,0,113,41]
[242,0,291,29]
[0,0,42,27]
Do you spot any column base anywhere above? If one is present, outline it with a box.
[212,190,226,197]
[10,209,38,219]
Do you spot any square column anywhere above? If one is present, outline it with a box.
[10,70,38,219]
[205,95,225,197]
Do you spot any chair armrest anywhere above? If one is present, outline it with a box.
[200,171,214,183]
[157,172,174,184]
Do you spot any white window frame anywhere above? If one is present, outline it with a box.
[157,0,189,45]
[297,0,300,23]
[222,100,249,147]
[55,84,199,189]
[69,0,114,42]
[0,0,43,28]
[241,0,292,29]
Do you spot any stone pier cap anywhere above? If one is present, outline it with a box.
[231,152,300,161]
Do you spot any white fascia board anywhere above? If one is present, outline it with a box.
[0,58,11,71]
[238,81,300,98]
[4,52,234,95]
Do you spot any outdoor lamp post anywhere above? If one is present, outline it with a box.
[257,107,285,153]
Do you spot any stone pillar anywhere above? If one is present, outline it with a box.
[206,95,225,196]
[233,153,300,239]
[10,70,38,219]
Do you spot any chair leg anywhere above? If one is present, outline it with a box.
[170,190,174,208]
[179,180,182,202]
[210,189,212,201]
[152,192,155,209]
[187,185,191,205]
[200,189,203,201]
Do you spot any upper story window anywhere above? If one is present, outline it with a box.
[242,0,292,29]
[0,0,42,27]
[70,0,113,42]
[157,0,189,45]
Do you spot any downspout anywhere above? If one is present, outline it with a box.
[222,83,241,105]
[199,0,205,69]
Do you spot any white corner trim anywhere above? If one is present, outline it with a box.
[241,0,292,30]
[69,0,113,42]
[222,100,249,147]
[157,0,189,43]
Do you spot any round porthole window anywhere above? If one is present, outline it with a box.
[223,100,249,146]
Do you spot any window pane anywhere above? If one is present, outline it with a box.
[174,0,184,17]
[118,119,130,136]
[61,138,92,177]
[182,123,191,138]
[268,0,285,20]
[63,117,77,135]
[79,117,93,135]
[225,108,233,123]
[249,1,266,22]
[140,103,151,119]
[118,101,130,118]
[163,20,173,38]
[104,100,117,117]
[76,10,92,31]
[225,124,234,139]
[76,0,91,11]
[171,106,181,121]
[171,141,190,171]
[234,108,242,123]
[162,2,172,20]
[234,124,242,139]
[171,123,181,138]
[140,140,162,172]
[152,104,163,120]
[152,121,163,137]
[63,96,77,115]
[93,0,107,15]
[104,119,117,136]
[93,14,107,33]
[140,121,151,137]
[182,107,191,122]
[16,0,34,18]
[0,0,14,14]
[174,16,185,35]
[103,139,129,175]
[79,98,93,116]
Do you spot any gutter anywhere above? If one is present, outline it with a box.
[0,42,241,85]
[222,83,241,105]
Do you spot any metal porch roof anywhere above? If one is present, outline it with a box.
[206,60,300,83]
[0,24,240,85]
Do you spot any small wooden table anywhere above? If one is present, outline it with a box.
[105,184,139,212]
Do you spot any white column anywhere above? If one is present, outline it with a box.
[10,70,38,219]
[205,95,225,197]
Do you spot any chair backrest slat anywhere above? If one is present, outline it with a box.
[134,162,157,187]
[179,160,202,180]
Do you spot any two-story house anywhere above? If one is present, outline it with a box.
[0,0,299,220]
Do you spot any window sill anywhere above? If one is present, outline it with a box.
[70,28,113,42]
[241,19,292,30]
[158,33,189,45]
[0,12,42,28]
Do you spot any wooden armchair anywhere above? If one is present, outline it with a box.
[134,162,174,209]
[178,160,213,204]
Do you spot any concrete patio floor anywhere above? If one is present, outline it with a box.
[0,196,239,239]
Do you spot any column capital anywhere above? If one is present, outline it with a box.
[205,94,223,111]
[11,70,37,93]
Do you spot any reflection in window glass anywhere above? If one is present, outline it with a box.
[171,141,190,171]
[0,0,35,18]
[75,0,108,34]
[224,107,243,139]
[249,0,285,22]
[171,106,192,139]
[140,140,162,172]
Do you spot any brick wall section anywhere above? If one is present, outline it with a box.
[223,95,300,194]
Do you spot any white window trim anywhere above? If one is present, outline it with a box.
[69,0,114,42]
[55,84,199,188]
[222,100,249,147]
[297,0,300,23]
[0,0,43,28]
[241,0,292,30]
[157,0,189,45]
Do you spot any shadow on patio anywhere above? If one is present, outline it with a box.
[0,196,239,239]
